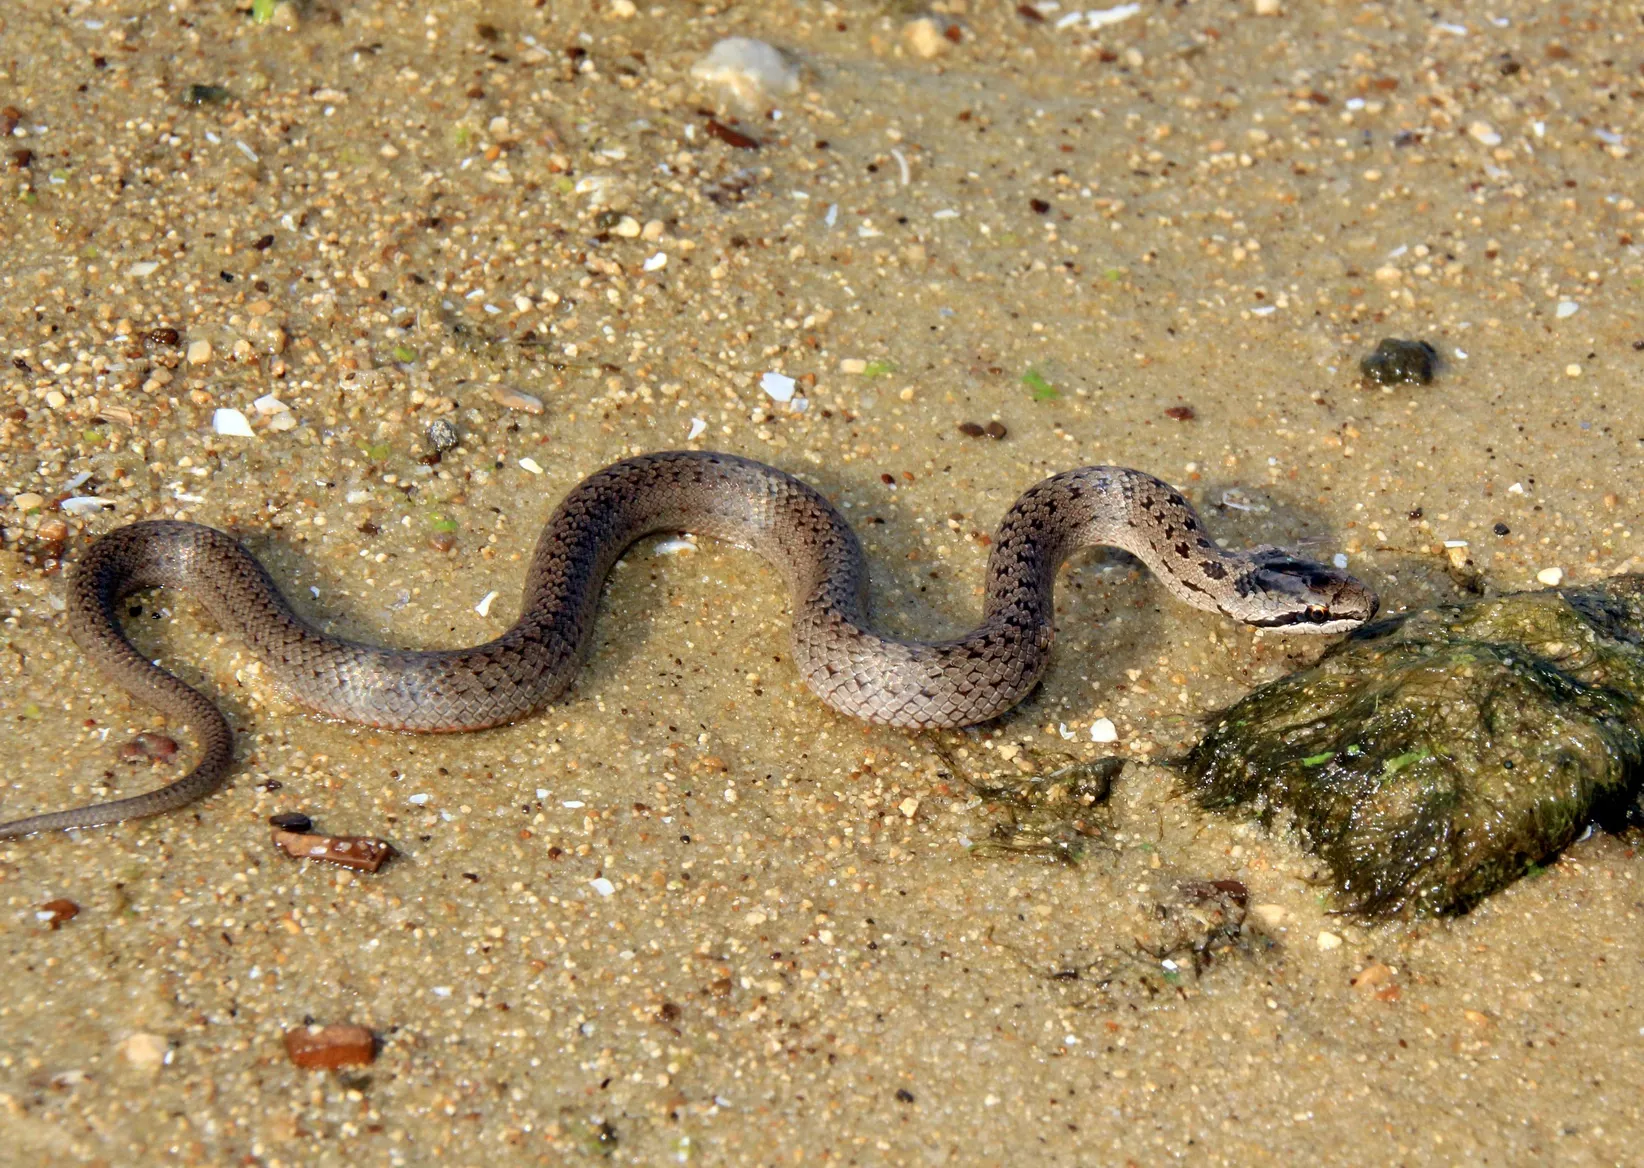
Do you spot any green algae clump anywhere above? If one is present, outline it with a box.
[1184,577,1644,915]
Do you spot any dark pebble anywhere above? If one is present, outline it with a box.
[145,327,181,347]
[1360,338,1438,386]
[269,811,313,833]
[1494,522,1511,536]
[426,418,459,453]
[187,83,233,105]
[1164,405,1196,421]
[38,898,80,929]
[957,421,985,437]
[429,532,457,553]
[984,420,1007,440]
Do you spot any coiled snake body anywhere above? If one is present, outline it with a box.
[0,451,1376,839]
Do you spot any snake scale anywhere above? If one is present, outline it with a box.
[0,450,1376,839]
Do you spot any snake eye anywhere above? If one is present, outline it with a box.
[1306,605,1331,624]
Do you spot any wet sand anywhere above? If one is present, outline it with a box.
[2,1,1642,1163]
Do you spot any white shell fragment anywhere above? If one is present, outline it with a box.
[212,408,256,438]
[475,590,499,617]
[60,496,114,515]
[1091,718,1118,743]
[760,372,796,403]
[690,38,800,108]
[687,417,708,440]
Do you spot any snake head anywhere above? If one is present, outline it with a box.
[1233,547,1379,634]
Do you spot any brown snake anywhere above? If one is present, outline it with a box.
[0,450,1376,839]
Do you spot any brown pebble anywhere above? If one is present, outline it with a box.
[1164,405,1197,421]
[119,732,179,763]
[37,898,80,929]
[11,148,32,170]
[0,106,20,136]
[1350,961,1394,990]
[268,811,313,833]
[37,517,68,542]
[984,420,1007,440]
[272,829,394,872]
[284,1023,377,1070]
[957,421,985,437]
[429,532,457,553]
[144,327,181,347]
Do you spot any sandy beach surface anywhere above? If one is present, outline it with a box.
[2,1,1642,1163]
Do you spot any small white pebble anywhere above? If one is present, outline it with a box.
[1317,931,1343,951]
[252,394,289,415]
[1253,0,1282,12]
[60,497,113,515]
[1086,3,1142,28]
[1507,482,1525,495]
[609,0,636,17]
[518,457,544,475]
[431,986,452,998]
[642,252,668,272]
[128,261,160,278]
[839,358,868,374]
[1250,903,1286,927]
[408,793,430,805]
[1091,717,1118,744]
[898,797,920,819]
[119,1033,169,1070]
[212,408,255,438]
[535,788,549,799]
[1536,567,1564,586]
[475,590,499,617]
[562,800,585,809]
[1332,553,1348,569]
[687,417,708,440]
[653,537,696,556]
[590,877,616,897]
[1565,363,1582,378]
[186,339,213,365]
[760,371,796,403]
[1555,300,1579,319]
[1468,122,1501,146]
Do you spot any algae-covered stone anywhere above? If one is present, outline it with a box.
[1360,337,1438,386]
[1183,577,1644,914]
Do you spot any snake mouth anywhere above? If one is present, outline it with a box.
[1244,604,1361,632]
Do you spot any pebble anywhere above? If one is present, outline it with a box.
[1316,930,1343,951]
[490,386,544,414]
[1536,567,1565,586]
[642,252,668,272]
[1090,718,1118,743]
[1249,903,1286,927]
[284,1024,376,1070]
[613,216,642,238]
[119,1033,169,1070]
[35,898,80,929]
[1468,122,1502,146]
[11,492,44,512]
[119,732,179,762]
[1252,0,1282,13]
[903,17,952,59]
[690,38,800,108]
[267,811,313,833]
[1555,300,1579,319]
[251,394,289,416]
[427,418,460,452]
[186,339,213,365]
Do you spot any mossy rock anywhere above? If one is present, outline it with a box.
[1183,577,1644,915]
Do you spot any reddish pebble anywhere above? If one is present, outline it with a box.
[119,732,179,763]
[1164,405,1197,421]
[984,420,1007,440]
[957,421,985,437]
[37,898,80,929]
[284,1023,377,1070]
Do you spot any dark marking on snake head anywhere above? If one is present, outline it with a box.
[1201,560,1228,581]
